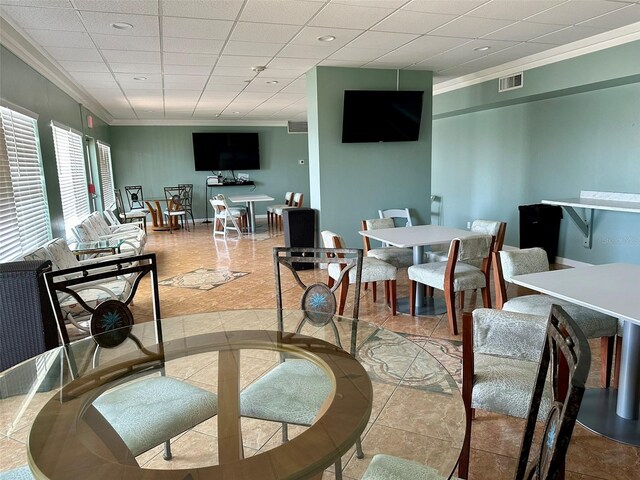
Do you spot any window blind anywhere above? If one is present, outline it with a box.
[97,141,115,210]
[0,106,51,262]
[52,123,90,240]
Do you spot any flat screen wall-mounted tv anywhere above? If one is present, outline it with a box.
[342,90,424,143]
[192,132,260,171]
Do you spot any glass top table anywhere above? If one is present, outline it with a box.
[68,238,125,257]
[0,309,465,479]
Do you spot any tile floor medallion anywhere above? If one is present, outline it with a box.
[159,268,249,291]
[408,335,463,389]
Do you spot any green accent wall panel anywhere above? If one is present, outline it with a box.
[108,125,309,220]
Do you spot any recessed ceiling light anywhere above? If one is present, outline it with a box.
[474,46,491,52]
[215,114,221,117]
[318,35,336,42]
[111,22,133,30]
[233,111,241,114]
[266,80,279,84]
[251,66,266,72]
[133,76,147,81]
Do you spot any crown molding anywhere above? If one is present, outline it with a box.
[433,21,640,95]
[0,17,114,124]
[110,118,288,127]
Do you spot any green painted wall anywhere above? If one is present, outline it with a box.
[109,125,309,219]
[0,45,109,238]
[432,42,640,264]
[307,67,433,248]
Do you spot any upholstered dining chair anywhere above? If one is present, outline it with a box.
[163,186,189,233]
[114,188,148,233]
[494,247,619,387]
[210,195,244,238]
[240,246,364,480]
[322,230,398,316]
[267,191,293,228]
[362,305,590,480]
[378,208,413,227]
[361,218,413,268]
[43,253,218,461]
[408,235,494,335]
[273,192,304,229]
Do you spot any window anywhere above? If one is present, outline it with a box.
[52,123,90,239]
[0,105,51,262]
[97,141,115,210]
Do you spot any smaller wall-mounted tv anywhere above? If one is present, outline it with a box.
[342,90,424,143]
[193,132,260,171]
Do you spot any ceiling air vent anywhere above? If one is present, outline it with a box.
[498,72,523,92]
[287,121,308,134]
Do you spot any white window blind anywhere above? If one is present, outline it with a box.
[0,106,51,262]
[97,141,115,210]
[52,123,89,239]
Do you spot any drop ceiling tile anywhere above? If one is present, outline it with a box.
[213,66,256,77]
[435,63,482,76]
[579,4,640,29]
[531,25,607,44]
[346,31,419,50]
[199,91,238,102]
[164,90,200,100]
[240,0,323,25]
[91,34,160,51]
[318,58,366,67]
[163,74,209,89]
[235,91,273,102]
[0,1,72,8]
[217,55,273,67]
[290,26,363,47]
[483,21,565,42]
[526,0,626,26]
[69,71,118,84]
[259,68,307,78]
[74,0,158,15]
[136,110,164,118]
[163,37,224,54]
[207,76,249,85]
[243,80,289,93]
[230,22,301,43]
[84,87,123,97]
[402,0,485,15]
[163,64,212,75]
[399,35,472,55]
[223,40,285,56]
[270,92,305,103]
[120,88,163,97]
[372,10,456,34]
[114,72,162,83]
[469,0,564,21]
[162,52,217,66]
[365,59,416,69]
[24,29,92,47]
[80,11,159,36]
[162,16,233,40]
[129,99,164,109]
[104,106,135,117]
[45,46,103,62]
[268,57,318,70]
[280,78,306,93]
[57,60,111,72]
[109,63,161,73]
[205,83,244,93]
[309,3,394,29]
[278,43,340,59]
[1,5,85,31]
[430,15,515,38]
[161,0,243,20]
[372,50,427,65]
[118,80,163,90]
[329,46,388,62]
[102,49,161,64]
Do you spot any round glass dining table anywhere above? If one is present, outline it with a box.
[0,309,465,479]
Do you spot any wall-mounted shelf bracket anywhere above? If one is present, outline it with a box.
[561,206,593,248]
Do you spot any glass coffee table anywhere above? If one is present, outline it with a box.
[69,238,125,257]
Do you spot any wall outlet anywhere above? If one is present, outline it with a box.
[467,221,471,229]
[298,159,305,165]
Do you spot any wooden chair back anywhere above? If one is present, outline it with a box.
[361,218,395,252]
[284,191,294,205]
[291,192,303,207]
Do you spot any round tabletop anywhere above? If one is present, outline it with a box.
[0,310,466,479]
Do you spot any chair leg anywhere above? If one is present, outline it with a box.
[459,291,465,309]
[327,276,335,288]
[371,281,377,303]
[338,280,349,315]
[390,280,397,316]
[409,280,416,316]
[445,286,458,336]
[384,280,390,306]
[480,286,491,308]
[281,422,288,442]
[163,439,172,460]
[601,336,615,388]
[457,414,472,479]
[364,282,368,291]
[355,437,364,459]
[613,335,623,389]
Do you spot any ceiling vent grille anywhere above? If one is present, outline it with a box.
[287,121,308,134]
[498,72,523,92]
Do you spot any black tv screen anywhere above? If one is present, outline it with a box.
[192,132,260,171]
[342,90,424,143]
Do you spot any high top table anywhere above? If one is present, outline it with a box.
[359,225,477,314]
[511,263,640,446]
[228,194,274,233]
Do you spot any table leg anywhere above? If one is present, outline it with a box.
[145,201,159,228]
[218,349,244,463]
[413,246,425,308]
[396,245,447,316]
[247,201,256,233]
[577,321,640,446]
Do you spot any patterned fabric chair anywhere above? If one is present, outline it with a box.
[240,246,364,480]
[426,219,505,265]
[0,466,33,479]
[72,212,145,254]
[408,235,494,335]
[43,253,218,460]
[362,305,591,480]
[494,247,619,387]
[273,192,304,230]
[267,191,293,229]
[322,230,398,316]
[361,218,413,268]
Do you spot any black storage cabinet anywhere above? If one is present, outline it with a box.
[0,260,58,371]
[283,208,316,270]
[518,204,563,263]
